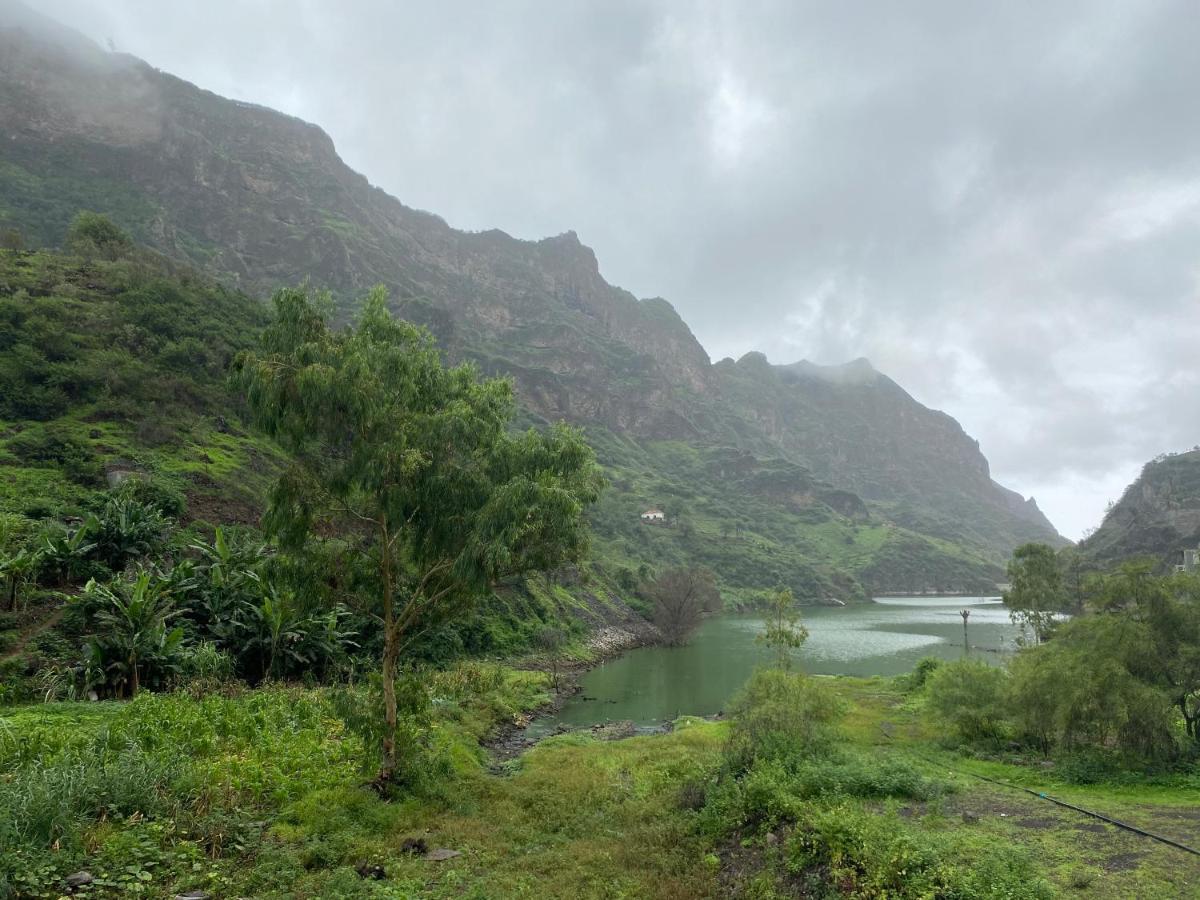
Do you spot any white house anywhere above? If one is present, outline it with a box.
[640,508,666,523]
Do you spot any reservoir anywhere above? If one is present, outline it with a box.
[532,596,1017,735]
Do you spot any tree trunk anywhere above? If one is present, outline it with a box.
[378,528,399,784]
[7,575,14,612]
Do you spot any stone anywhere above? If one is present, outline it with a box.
[764,831,778,846]
[424,848,462,862]
[173,892,211,900]
[64,871,94,888]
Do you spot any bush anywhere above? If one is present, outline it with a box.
[7,425,101,485]
[904,655,942,691]
[787,802,1053,899]
[924,658,1009,746]
[65,211,132,259]
[725,669,845,773]
[118,477,188,518]
[1008,635,1179,760]
[89,493,171,572]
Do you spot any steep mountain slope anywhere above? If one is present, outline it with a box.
[0,8,1062,594]
[0,245,275,523]
[1079,449,1200,568]
[713,355,1057,553]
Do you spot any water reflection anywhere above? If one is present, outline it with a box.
[531,596,1018,733]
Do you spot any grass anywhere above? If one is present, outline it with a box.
[3,667,1200,897]
[0,667,722,899]
[821,677,1200,898]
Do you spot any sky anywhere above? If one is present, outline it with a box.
[33,0,1200,540]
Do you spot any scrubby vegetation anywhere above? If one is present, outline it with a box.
[4,225,1200,898]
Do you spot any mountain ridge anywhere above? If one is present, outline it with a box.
[0,7,1064,594]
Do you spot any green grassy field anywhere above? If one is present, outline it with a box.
[4,670,1198,898]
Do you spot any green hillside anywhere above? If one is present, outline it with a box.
[0,16,1061,596]
[1080,448,1200,568]
[0,239,274,524]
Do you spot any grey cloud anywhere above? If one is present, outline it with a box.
[37,0,1200,538]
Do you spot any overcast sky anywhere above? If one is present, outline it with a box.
[36,0,1200,539]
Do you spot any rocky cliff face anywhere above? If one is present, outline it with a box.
[1080,450,1200,567]
[0,10,1062,572]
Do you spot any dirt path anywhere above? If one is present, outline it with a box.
[1,601,66,664]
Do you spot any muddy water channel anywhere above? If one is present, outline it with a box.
[530,596,1018,736]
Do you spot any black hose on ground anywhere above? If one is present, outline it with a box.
[879,727,1200,857]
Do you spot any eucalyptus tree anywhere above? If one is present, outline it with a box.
[234,286,602,783]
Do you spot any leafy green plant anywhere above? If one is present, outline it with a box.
[724,669,844,774]
[924,658,1009,746]
[36,521,99,586]
[80,569,185,697]
[90,493,170,572]
[233,285,602,784]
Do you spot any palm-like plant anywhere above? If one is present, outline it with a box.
[82,569,184,697]
[0,547,41,611]
[91,495,169,571]
[37,520,98,586]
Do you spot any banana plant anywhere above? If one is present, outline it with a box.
[81,569,183,697]
[0,547,40,611]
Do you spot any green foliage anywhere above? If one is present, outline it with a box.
[64,211,132,259]
[35,521,99,586]
[697,671,1045,899]
[756,587,808,670]
[88,492,171,572]
[79,569,185,697]
[904,655,943,692]
[994,562,1200,761]
[785,802,1053,899]
[0,688,358,898]
[233,284,602,781]
[0,246,272,523]
[724,669,845,774]
[1004,542,1068,644]
[924,658,1009,746]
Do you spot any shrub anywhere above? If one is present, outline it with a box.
[7,424,100,484]
[725,669,845,774]
[788,802,1053,899]
[924,658,1009,746]
[118,477,188,518]
[65,211,132,259]
[905,655,942,691]
[1008,636,1179,760]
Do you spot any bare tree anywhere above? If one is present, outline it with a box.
[647,568,721,646]
[537,625,567,693]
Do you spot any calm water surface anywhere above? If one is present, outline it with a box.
[531,596,1017,735]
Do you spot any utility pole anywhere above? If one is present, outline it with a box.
[960,609,971,656]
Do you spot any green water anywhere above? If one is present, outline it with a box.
[532,596,1017,735]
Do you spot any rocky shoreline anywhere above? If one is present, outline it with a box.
[484,620,660,764]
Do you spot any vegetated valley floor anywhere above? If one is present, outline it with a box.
[5,673,1199,898]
